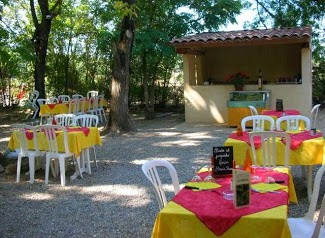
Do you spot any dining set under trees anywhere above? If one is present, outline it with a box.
[0,0,324,133]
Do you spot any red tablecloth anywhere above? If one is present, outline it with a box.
[173,170,289,236]
[261,109,300,117]
[229,131,262,149]
[283,130,323,150]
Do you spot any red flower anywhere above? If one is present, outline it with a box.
[225,71,249,86]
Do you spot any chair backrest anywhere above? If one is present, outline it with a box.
[241,115,275,132]
[71,94,84,100]
[276,115,311,131]
[311,194,325,238]
[37,98,48,106]
[48,97,59,104]
[54,114,75,126]
[311,104,321,129]
[29,90,39,100]
[248,105,258,115]
[249,131,291,167]
[58,95,70,102]
[72,114,99,127]
[12,124,40,155]
[38,125,70,154]
[142,160,180,210]
[87,90,98,99]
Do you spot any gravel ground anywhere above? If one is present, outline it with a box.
[0,110,324,238]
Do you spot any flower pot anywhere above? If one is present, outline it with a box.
[234,85,244,91]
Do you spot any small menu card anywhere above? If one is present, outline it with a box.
[212,146,234,177]
[232,169,251,208]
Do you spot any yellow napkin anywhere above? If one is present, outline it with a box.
[251,183,287,193]
[185,182,221,191]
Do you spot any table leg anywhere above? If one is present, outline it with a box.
[84,148,91,175]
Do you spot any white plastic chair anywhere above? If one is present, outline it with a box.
[241,115,275,132]
[96,94,107,122]
[78,97,86,115]
[276,115,311,131]
[72,114,99,127]
[54,114,75,126]
[87,96,99,117]
[249,131,291,168]
[288,190,325,238]
[57,95,70,102]
[248,105,258,115]
[68,99,80,116]
[142,160,180,210]
[25,90,39,119]
[72,114,99,167]
[13,124,45,184]
[311,104,321,129]
[38,125,81,186]
[37,98,52,125]
[87,90,98,99]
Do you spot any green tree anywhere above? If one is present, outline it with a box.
[250,0,325,104]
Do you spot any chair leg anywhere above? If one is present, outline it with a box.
[29,156,35,184]
[16,154,22,183]
[59,158,66,186]
[45,156,51,185]
[82,149,91,175]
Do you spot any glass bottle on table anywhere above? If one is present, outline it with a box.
[236,124,243,136]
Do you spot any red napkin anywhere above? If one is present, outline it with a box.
[262,109,300,117]
[229,131,262,149]
[282,131,323,150]
[24,130,34,140]
[47,104,56,109]
[173,170,288,236]
[67,127,90,137]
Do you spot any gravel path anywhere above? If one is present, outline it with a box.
[0,111,324,238]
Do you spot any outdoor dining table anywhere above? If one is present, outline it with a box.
[260,109,301,130]
[151,167,296,238]
[224,129,324,200]
[8,126,102,181]
[39,98,107,116]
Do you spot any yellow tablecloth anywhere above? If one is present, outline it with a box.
[39,99,108,116]
[8,127,102,157]
[151,168,294,238]
[224,132,324,166]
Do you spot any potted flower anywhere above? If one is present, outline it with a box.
[225,71,249,91]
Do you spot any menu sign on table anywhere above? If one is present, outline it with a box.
[233,169,251,208]
[212,146,234,177]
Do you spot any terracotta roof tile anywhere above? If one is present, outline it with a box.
[170,26,311,46]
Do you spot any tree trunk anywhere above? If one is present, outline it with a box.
[30,0,62,99]
[107,3,136,133]
[33,20,51,99]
